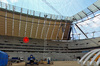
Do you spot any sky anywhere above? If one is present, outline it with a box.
[0,0,97,16]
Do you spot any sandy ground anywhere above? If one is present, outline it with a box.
[12,61,81,66]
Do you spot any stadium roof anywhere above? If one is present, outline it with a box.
[0,0,100,40]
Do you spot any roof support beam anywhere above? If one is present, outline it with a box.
[87,7,95,17]
[56,16,62,40]
[93,4,100,10]
[61,22,67,40]
[76,13,100,24]
[77,13,82,19]
[12,6,15,36]
[50,16,58,40]
[41,15,47,39]
[73,16,78,21]
[18,8,22,36]
[82,11,88,16]
[75,24,88,38]
[24,10,29,37]
[71,25,74,40]
[5,4,7,35]
[87,7,94,13]
[30,11,35,37]
[82,11,90,20]
[35,13,41,38]
[45,16,52,39]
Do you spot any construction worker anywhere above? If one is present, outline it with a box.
[28,55,35,64]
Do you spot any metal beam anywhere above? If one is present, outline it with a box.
[93,4,100,10]
[87,7,93,13]
[73,16,78,21]
[77,13,82,19]
[18,8,22,36]
[12,6,15,36]
[5,4,7,35]
[56,16,62,40]
[41,15,47,39]
[61,22,67,40]
[30,11,35,37]
[87,7,95,17]
[75,24,88,38]
[24,10,29,37]
[82,11,93,23]
[50,16,58,40]
[82,11,88,16]
[35,13,41,38]
[45,15,52,39]
[76,14,100,24]
[71,25,74,40]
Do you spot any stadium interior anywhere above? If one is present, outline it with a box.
[0,0,100,66]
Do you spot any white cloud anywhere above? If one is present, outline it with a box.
[10,0,18,3]
[0,0,8,4]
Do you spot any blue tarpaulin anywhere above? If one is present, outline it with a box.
[0,51,8,66]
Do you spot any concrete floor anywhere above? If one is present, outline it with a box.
[12,61,81,66]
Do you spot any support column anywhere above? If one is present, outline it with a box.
[56,16,62,40]
[24,10,28,37]
[12,6,15,36]
[35,13,41,38]
[45,15,52,39]
[50,16,58,39]
[5,4,7,35]
[41,15,47,39]
[61,22,67,40]
[30,11,35,37]
[18,8,22,36]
